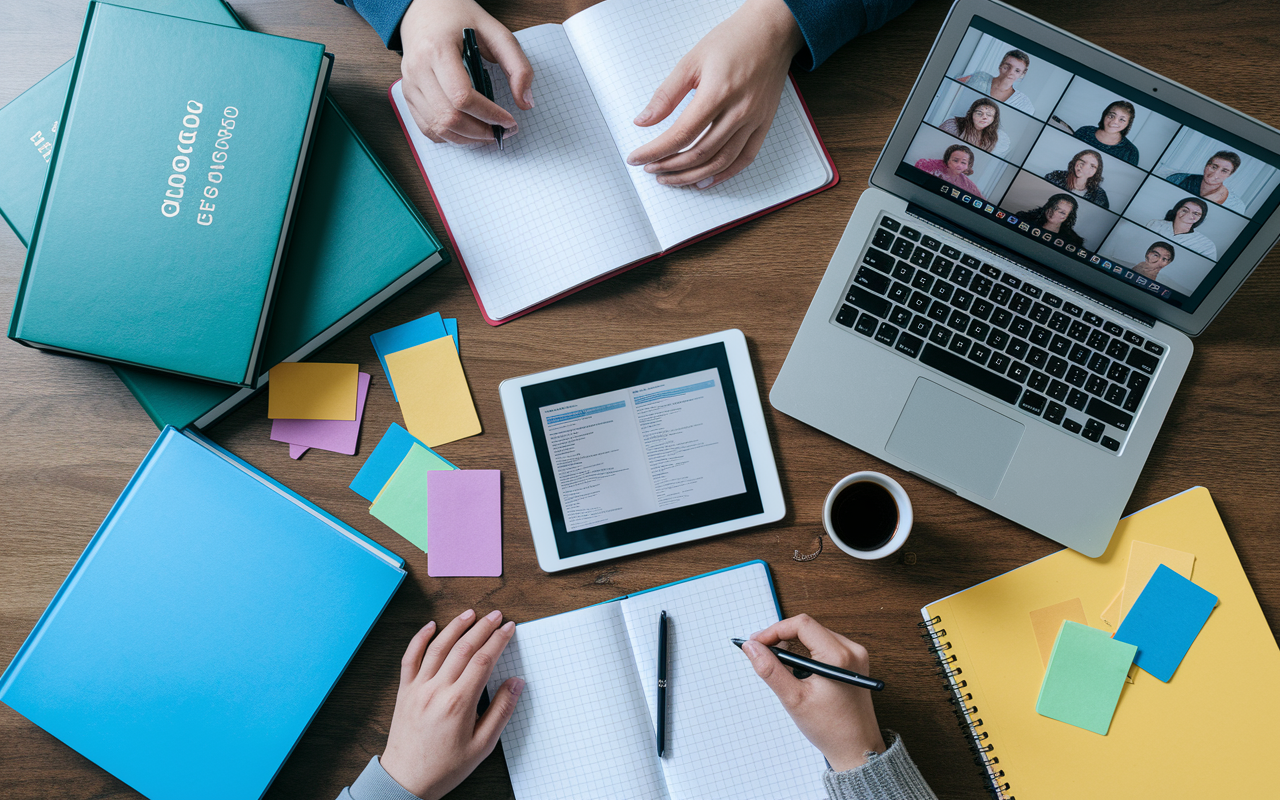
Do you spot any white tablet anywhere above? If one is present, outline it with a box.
[500,330,785,572]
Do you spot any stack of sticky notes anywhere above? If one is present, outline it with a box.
[371,313,480,448]
[267,363,372,459]
[351,425,501,576]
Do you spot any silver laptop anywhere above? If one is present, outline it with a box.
[772,0,1280,556]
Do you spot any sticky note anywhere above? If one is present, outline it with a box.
[384,337,481,447]
[444,317,459,352]
[371,313,458,400]
[350,424,457,501]
[271,372,371,455]
[1099,589,1123,628]
[428,470,501,577]
[369,444,457,552]
[267,363,359,420]
[1036,621,1136,735]
[289,444,309,459]
[1113,564,1217,682]
[1029,599,1088,667]
[1119,541,1196,624]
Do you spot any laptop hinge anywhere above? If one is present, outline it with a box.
[905,202,1158,329]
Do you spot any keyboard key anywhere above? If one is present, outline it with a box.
[1000,274,1022,290]
[1126,348,1159,374]
[847,286,891,317]
[989,352,1011,374]
[929,281,955,302]
[1088,352,1110,375]
[1030,326,1052,347]
[1043,293,1063,308]
[1103,321,1124,336]
[1028,371,1050,391]
[921,234,941,251]
[948,334,972,356]
[1083,312,1104,327]
[854,313,878,336]
[1063,418,1083,434]
[987,329,1010,350]
[969,343,992,365]
[1008,362,1030,384]
[1066,388,1089,410]
[875,322,899,346]
[1048,312,1071,333]
[1010,317,1033,338]
[879,216,900,232]
[1064,302,1083,318]
[908,248,931,269]
[953,266,974,288]
[1106,339,1130,360]
[1123,371,1150,412]
[991,308,1014,329]
[1086,375,1108,396]
[1048,380,1069,401]
[909,291,931,312]
[889,282,912,304]
[836,305,858,327]
[1101,436,1120,452]
[1107,362,1130,383]
[901,226,921,241]
[896,332,923,358]
[967,320,991,341]
[1010,293,1033,315]
[891,237,913,258]
[911,271,935,292]
[1087,329,1110,351]
[1020,390,1047,415]
[864,248,894,273]
[970,298,994,321]
[872,228,895,250]
[1023,284,1043,299]
[990,284,1013,305]
[1046,356,1068,378]
[1083,419,1104,442]
[1007,337,1029,359]
[1123,330,1145,346]
[909,315,932,337]
[980,263,1001,279]
[1067,321,1091,342]
[919,345,1022,404]
[890,306,913,327]
[948,310,971,332]
[952,288,974,311]
[897,259,919,280]
[970,275,994,297]
[1030,302,1051,323]
[1049,334,1071,356]
[855,266,891,293]
[1105,383,1126,405]
[1027,347,1048,369]
[1145,340,1165,356]
[930,256,954,279]
[1066,366,1088,388]
[941,245,961,259]
[929,325,951,347]
[1044,401,1066,424]
[1086,398,1132,431]
[960,254,981,268]
[1068,343,1091,365]
[928,300,951,322]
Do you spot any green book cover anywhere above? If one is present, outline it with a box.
[9,2,331,386]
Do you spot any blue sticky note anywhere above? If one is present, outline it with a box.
[370,313,456,401]
[349,424,457,501]
[1113,564,1217,682]
[444,317,459,353]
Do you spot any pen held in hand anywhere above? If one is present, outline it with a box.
[731,638,884,692]
[461,28,504,150]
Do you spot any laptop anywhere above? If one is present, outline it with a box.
[771,0,1280,556]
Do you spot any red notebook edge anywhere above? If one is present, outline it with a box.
[387,73,839,327]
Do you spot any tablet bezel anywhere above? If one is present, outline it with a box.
[500,329,785,572]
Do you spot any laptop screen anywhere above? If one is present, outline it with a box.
[893,16,1280,314]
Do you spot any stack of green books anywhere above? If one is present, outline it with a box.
[1,0,449,428]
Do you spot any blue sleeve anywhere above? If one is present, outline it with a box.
[333,0,414,50]
[337,756,423,800]
[783,0,916,70]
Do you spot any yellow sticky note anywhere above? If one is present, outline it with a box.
[1118,540,1195,624]
[1099,589,1123,628]
[1030,598,1088,667]
[384,336,481,447]
[268,363,359,420]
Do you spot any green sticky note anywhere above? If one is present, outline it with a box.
[1035,621,1136,735]
[369,444,456,552]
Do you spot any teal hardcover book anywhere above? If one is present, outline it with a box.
[0,426,406,800]
[8,3,332,386]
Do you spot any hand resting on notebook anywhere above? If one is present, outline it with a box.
[741,614,888,771]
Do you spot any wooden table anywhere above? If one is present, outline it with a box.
[3,1,1278,797]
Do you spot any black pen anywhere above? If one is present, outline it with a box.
[461,28,503,150]
[657,610,668,757]
[731,638,884,692]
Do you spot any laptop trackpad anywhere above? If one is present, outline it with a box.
[886,378,1024,499]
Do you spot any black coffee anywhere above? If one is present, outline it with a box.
[830,481,898,550]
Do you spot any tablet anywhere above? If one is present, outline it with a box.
[500,330,785,572]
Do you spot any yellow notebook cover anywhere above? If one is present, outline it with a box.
[921,487,1280,798]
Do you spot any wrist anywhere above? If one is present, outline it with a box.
[742,0,804,60]
[825,730,889,772]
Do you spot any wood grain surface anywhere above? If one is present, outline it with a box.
[2,1,1278,798]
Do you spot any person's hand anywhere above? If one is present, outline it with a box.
[625,0,804,189]
[398,0,534,146]
[740,614,887,771]
[379,609,524,800]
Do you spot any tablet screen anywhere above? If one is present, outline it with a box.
[520,342,762,559]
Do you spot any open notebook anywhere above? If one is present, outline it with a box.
[486,561,827,799]
[390,0,836,324]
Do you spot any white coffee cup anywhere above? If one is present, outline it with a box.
[822,472,912,560]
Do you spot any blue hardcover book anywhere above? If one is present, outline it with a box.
[0,427,406,800]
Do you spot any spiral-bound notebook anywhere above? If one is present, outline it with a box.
[920,487,1280,798]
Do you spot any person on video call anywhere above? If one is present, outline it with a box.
[1043,149,1108,208]
[1146,197,1217,259]
[1167,151,1247,214]
[1016,193,1085,248]
[1132,241,1175,281]
[957,48,1034,115]
[334,0,913,190]
[915,144,984,197]
[336,611,939,800]
[939,98,1009,158]
[1073,100,1139,165]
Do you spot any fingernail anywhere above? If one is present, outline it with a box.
[502,620,515,632]
[742,641,762,657]
[626,154,641,166]
[696,177,715,189]
[523,89,533,107]
[644,164,658,173]
[486,609,503,622]
[511,677,526,697]
[749,630,763,640]
[462,609,475,620]
[634,108,652,125]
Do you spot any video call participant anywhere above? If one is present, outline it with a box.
[1016,193,1085,249]
[1074,100,1139,166]
[939,98,1009,157]
[1146,197,1217,259]
[337,0,914,190]
[1132,241,1175,281]
[957,48,1034,115]
[915,144,984,197]
[336,611,939,800]
[1043,149,1108,208]
[1167,151,1247,214]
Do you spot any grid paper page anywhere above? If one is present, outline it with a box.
[619,564,828,799]
[393,24,659,321]
[487,601,671,800]
[563,0,832,250]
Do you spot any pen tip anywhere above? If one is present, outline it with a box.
[730,638,745,648]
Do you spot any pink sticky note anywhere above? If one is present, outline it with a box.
[427,470,501,577]
[289,444,309,459]
[271,372,371,455]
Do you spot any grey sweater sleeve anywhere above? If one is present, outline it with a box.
[337,756,422,800]
[823,731,938,800]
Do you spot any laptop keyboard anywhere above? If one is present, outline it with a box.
[832,214,1166,455]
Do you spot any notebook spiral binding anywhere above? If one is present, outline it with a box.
[918,615,1014,800]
